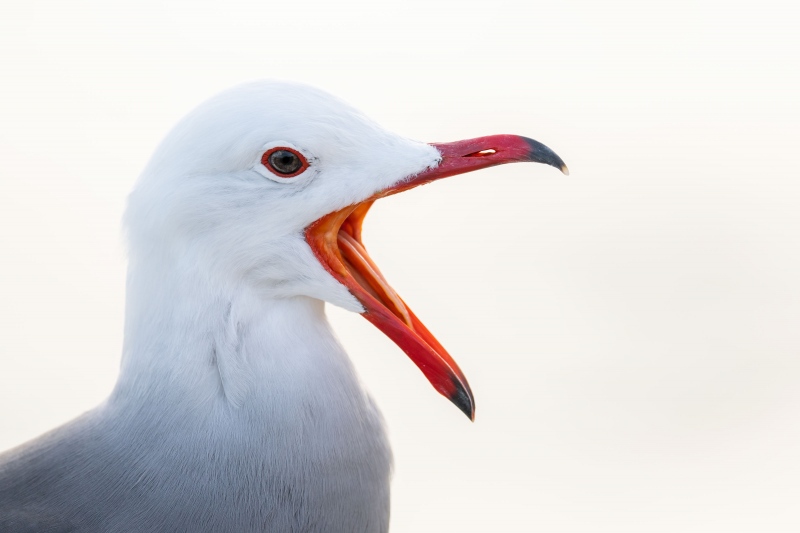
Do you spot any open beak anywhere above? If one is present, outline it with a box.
[305,135,567,420]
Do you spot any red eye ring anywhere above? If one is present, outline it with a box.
[261,146,309,178]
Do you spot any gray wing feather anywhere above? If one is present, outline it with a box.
[0,509,76,533]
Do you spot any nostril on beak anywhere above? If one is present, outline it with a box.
[465,148,497,157]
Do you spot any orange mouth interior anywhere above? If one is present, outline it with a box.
[305,196,475,421]
[306,200,411,325]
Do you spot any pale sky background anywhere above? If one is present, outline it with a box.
[1,0,798,531]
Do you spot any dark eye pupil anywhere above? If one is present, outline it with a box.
[268,150,302,174]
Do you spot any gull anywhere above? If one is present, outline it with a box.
[0,81,567,532]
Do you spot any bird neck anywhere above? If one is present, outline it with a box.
[104,254,392,512]
[112,254,359,411]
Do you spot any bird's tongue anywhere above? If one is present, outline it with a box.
[306,134,568,419]
[336,203,411,328]
[306,199,475,419]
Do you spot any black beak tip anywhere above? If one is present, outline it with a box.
[523,136,569,176]
[449,377,476,421]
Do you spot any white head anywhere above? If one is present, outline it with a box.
[126,81,440,312]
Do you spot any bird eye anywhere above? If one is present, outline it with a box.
[262,147,308,178]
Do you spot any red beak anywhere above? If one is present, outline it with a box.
[305,135,567,419]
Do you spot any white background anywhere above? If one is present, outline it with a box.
[1,1,798,531]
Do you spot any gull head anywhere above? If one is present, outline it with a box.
[125,80,568,419]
